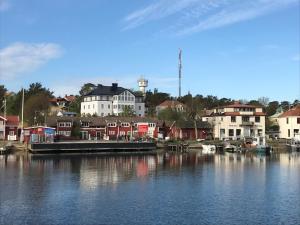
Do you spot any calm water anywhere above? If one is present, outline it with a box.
[1,152,300,225]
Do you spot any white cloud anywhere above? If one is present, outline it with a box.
[0,0,10,11]
[123,0,299,36]
[0,42,63,80]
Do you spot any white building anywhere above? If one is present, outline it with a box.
[202,102,266,140]
[278,105,300,139]
[81,83,145,117]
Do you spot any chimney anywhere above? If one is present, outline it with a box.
[112,83,118,91]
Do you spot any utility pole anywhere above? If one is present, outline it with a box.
[3,98,6,141]
[178,48,182,98]
[20,88,25,143]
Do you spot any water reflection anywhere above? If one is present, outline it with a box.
[1,152,299,188]
[1,152,300,225]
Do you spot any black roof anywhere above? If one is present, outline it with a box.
[85,83,138,97]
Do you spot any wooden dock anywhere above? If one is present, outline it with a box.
[28,141,157,154]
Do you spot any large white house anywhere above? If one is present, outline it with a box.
[81,83,145,117]
[202,102,266,140]
[278,105,300,139]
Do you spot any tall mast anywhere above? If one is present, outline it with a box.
[21,88,24,129]
[178,48,182,98]
[20,88,24,143]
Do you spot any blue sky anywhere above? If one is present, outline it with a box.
[0,0,299,102]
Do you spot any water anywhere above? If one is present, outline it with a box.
[1,152,300,225]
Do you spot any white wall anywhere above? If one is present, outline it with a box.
[278,116,300,139]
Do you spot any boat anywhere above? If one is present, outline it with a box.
[201,144,216,154]
[252,136,272,154]
[223,141,237,153]
[0,143,12,154]
[286,135,300,152]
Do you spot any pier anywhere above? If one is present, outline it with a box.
[28,141,156,154]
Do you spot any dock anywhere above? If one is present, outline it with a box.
[28,141,157,154]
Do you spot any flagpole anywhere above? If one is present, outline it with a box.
[20,88,24,143]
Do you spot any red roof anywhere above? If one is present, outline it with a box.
[65,95,76,102]
[224,112,240,116]
[6,116,19,126]
[279,105,300,117]
[158,100,185,107]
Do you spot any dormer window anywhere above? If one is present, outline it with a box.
[81,122,89,127]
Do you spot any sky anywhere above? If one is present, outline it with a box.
[0,0,299,102]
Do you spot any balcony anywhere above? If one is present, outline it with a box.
[241,121,254,126]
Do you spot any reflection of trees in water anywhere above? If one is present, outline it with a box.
[1,153,299,189]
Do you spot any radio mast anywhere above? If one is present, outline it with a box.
[178,49,182,98]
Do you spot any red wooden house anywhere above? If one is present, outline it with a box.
[0,115,19,141]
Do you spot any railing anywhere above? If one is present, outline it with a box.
[241,121,254,126]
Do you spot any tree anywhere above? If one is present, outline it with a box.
[258,97,269,107]
[280,101,290,111]
[68,95,82,114]
[79,83,95,96]
[145,90,170,117]
[120,105,135,117]
[71,121,81,138]
[0,85,7,113]
[158,108,183,122]
[266,101,279,116]
[24,93,50,125]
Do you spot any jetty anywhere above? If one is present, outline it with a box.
[28,141,156,154]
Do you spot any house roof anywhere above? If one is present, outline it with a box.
[64,95,76,102]
[3,115,19,126]
[85,83,136,97]
[158,100,185,107]
[279,105,300,117]
[176,120,211,129]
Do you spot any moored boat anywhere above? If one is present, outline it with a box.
[201,144,216,154]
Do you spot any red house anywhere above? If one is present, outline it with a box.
[164,120,212,140]
[0,115,19,141]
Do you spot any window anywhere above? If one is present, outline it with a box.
[101,113,104,116]
[242,116,249,122]
[286,118,289,124]
[107,123,116,127]
[294,129,299,136]
[83,105,85,110]
[236,129,241,136]
[288,129,290,137]
[81,122,89,127]
[121,123,130,127]
[231,116,236,123]
[108,104,110,109]
[93,104,95,109]
[297,118,300,124]
[58,131,71,136]
[109,130,115,135]
[101,104,104,109]
[255,117,260,123]
[229,129,234,137]
[138,106,142,110]
[58,122,72,127]
[9,131,14,136]
[120,131,126,136]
